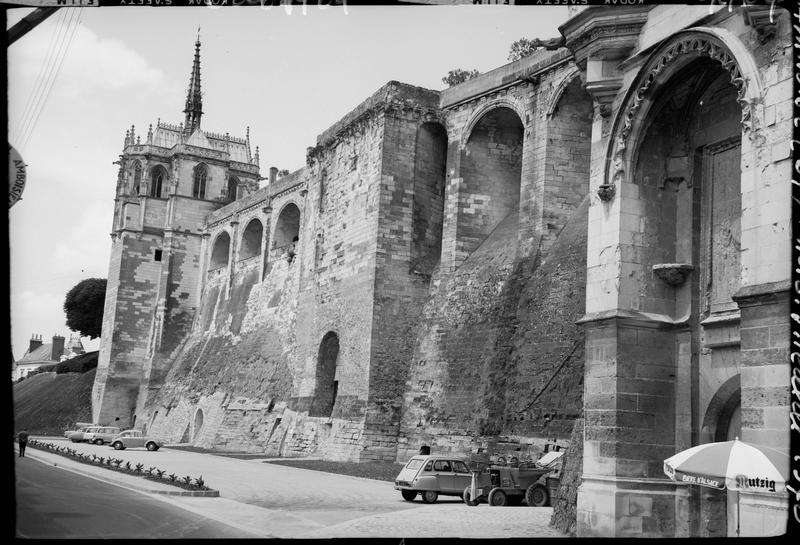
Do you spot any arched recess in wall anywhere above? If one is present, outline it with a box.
[458,105,524,256]
[132,161,143,195]
[310,331,340,418]
[193,163,208,199]
[239,218,263,260]
[149,165,167,198]
[411,122,447,276]
[228,176,239,202]
[273,202,301,259]
[625,43,745,318]
[193,408,204,443]
[701,374,741,442]
[605,28,762,192]
[209,231,231,271]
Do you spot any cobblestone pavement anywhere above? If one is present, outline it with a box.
[22,437,566,539]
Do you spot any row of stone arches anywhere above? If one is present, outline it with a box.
[418,72,592,271]
[207,203,301,272]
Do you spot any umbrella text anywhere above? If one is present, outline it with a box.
[680,474,722,488]
[735,474,776,492]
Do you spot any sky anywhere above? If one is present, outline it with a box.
[7,4,571,361]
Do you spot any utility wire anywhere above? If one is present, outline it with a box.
[19,8,84,152]
[20,8,80,150]
[16,9,73,149]
[12,8,68,146]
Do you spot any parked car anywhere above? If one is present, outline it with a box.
[80,426,121,445]
[64,423,95,441]
[394,455,473,503]
[109,429,161,451]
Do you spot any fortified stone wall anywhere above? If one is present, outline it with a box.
[142,83,453,461]
[397,196,588,461]
[396,52,592,462]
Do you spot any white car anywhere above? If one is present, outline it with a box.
[70,425,120,444]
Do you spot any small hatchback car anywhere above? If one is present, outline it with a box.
[109,430,161,451]
[394,455,473,503]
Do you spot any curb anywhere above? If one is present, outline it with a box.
[23,447,220,497]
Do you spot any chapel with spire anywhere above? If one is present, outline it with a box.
[92,34,261,428]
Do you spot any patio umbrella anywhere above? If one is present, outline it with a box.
[663,437,789,537]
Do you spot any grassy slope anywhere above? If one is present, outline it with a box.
[13,369,95,435]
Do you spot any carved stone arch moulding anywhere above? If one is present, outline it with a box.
[603,28,764,201]
[460,97,528,150]
[545,66,581,118]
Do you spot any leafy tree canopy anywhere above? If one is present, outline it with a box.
[508,36,566,62]
[508,38,539,62]
[442,68,481,87]
[64,278,107,339]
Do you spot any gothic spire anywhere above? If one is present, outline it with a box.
[183,30,203,136]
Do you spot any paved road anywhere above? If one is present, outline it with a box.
[15,456,259,538]
[21,438,565,538]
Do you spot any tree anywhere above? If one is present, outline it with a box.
[508,38,539,62]
[442,68,481,87]
[508,36,566,62]
[64,278,107,339]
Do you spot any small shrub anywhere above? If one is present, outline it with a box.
[169,473,177,482]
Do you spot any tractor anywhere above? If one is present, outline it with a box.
[462,451,563,507]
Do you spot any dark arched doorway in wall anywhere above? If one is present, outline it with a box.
[274,203,301,261]
[193,408,204,443]
[239,219,263,260]
[411,122,447,276]
[210,232,231,271]
[700,376,741,537]
[459,106,523,256]
[310,332,340,418]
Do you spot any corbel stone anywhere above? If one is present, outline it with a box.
[742,5,778,45]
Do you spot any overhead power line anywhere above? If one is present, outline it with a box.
[13,9,69,146]
[16,8,84,152]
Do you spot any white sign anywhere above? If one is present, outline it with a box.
[9,145,26,208]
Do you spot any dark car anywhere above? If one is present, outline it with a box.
[394,455,473,504]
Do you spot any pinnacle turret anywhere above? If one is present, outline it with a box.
[183,30,203,136]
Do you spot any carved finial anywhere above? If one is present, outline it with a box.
[124,129,130,147]
[147,124,153,143]
[254,146,260,166]
[136,135,141,145]
[130,124,135,141]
